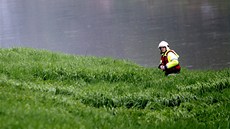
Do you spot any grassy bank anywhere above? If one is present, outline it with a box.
[0,48,229,129]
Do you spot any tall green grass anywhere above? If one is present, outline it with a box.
[0,48,229,129]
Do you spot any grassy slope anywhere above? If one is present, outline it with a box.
[0,48,229,129]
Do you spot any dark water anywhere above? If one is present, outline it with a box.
[1,0,230,69]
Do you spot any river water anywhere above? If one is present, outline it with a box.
[0,0,230,70]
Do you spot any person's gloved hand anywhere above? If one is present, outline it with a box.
[160,65,166,70]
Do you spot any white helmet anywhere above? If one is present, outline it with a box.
[158,41,169,49]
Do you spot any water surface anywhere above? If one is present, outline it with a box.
[0,0,230,69]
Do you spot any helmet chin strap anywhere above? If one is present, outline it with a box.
[166,45,170,50]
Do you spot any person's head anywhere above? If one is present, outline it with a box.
[158,41,169,53]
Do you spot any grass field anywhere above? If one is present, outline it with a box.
[0,48,229,129]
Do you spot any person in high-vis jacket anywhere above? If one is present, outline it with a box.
[158,41,181,76]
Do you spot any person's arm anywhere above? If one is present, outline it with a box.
[166,52,179,69]
[158,59,162,69]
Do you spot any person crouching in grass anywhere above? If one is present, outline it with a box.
[158,41,181,76]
